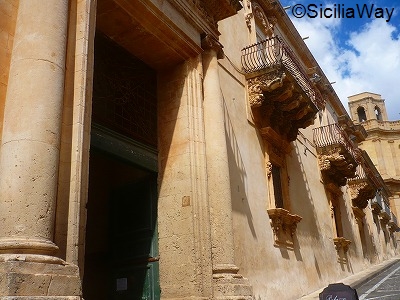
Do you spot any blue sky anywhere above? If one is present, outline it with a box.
[280,0,400,120]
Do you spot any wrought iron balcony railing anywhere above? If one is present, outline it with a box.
[371,193,383,213]
[349,150,381,188]
[381,197,391,219]
[241,36,325,109]
[313,123,357,162]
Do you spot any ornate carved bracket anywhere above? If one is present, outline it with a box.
[251,1,275,36]
[371,201,382,215]
[267,208,302,248]
[333,237,351,253]
[348,180,376,209]
[201,34,224,59]
[247,71,286,107]
[317,145,357,186]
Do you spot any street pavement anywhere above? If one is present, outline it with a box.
[357,259,400,300]
[300,257,400,299]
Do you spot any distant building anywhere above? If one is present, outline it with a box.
[349,92,400,227]
[0,1,399,299]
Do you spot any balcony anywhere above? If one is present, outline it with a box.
[347,150,380,209]
[371,193,383,215]
[389,212,400,232]
[241,36,324,142]
[313,123,358,186]
[379,197,391,224]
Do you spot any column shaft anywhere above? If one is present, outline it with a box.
[202,38,236,274]
[0,0,69,255]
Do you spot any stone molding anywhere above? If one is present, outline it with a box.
[169,0,242,37]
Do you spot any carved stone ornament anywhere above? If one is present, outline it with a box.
[267,208,302,248]
[252,1,274,37]
[371,201,382,215]
[348,180,376,209]
[245,12,253,29]
[333,237,351,253]
[247,71,286,107]
[266,161,272,178]
[201,34,224,59]
[317,145,357,186]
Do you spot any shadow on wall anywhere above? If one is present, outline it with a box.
[222,95,257,239]
[289,141,322,240]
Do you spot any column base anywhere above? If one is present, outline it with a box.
[0,255,81,298]
[1,297,80,300]
[213,264,253,300]
[0,238,59,256]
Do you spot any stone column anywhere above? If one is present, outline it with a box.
[0,0,69,258]
[201,35,252,299]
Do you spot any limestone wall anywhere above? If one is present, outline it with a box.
[0,0,18,143]
[217,6,399,299]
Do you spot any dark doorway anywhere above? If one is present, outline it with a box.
[83,149,159,300]
[83,29,159,299]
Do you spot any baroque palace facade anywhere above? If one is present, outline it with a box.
[0,0,399,299]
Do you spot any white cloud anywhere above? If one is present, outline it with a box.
[291,16,400,120]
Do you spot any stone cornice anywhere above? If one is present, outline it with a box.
[169,0,242,38]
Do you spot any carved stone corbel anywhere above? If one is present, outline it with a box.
[348,181,376,209]
[247,71,285,107]
[333,237,351,253]
[317,146,357,186]
[267,208,302,248]
[201,34,224,59]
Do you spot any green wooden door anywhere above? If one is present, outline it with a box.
[110,175,160,300]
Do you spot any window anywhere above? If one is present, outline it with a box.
[264,136,302,249]
[271,164,284,208]
[375,106,382,121]
[357,106,366,122]
[328,189,351,254]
